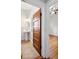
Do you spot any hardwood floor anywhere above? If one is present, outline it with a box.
[48,35,58,59]
[21,40,41,59]
[21,34,58,59]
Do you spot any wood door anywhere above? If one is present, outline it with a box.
[33,9,41,56]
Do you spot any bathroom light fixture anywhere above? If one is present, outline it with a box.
[49,0,58,15]
[49,5,58,15]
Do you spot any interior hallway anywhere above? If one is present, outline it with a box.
[21,40,41,59]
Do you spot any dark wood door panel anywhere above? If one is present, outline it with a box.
[33,33,40,39]
[33,31,41,55]
[33,9,41,56]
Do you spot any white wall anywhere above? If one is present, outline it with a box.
[46,0,58,36]
[45,0,58,57]
[48,14,58,36]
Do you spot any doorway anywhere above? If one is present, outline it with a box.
[21,1,42,59]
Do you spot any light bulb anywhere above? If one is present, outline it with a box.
[49,6,53,10]
[51,11,55,15]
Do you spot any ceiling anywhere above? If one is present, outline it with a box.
[40,0,48,2]
[22,0,49,3]
[21,0,58,19]
[41,0,58,3]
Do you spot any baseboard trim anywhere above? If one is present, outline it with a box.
[41,57,50,59]
[49,34,58,38]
